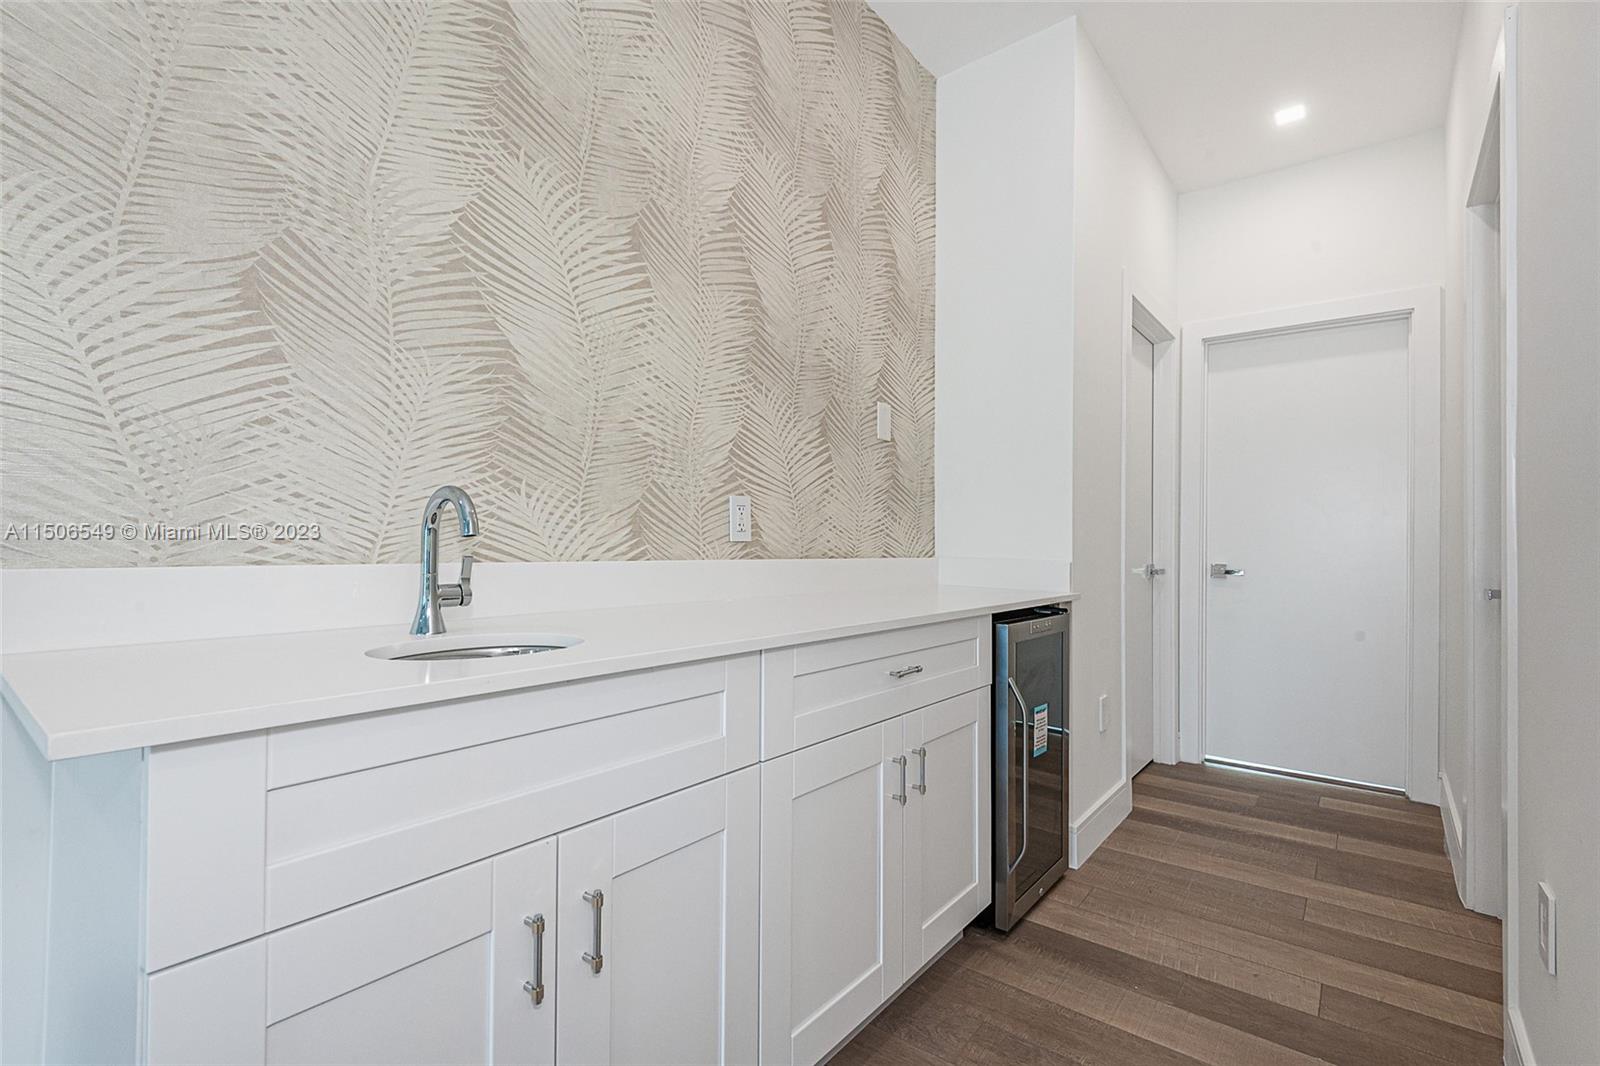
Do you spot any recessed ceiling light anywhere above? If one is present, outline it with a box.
[1274,103,1307,127]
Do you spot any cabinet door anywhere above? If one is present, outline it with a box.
[490,839,559,1066]
[555,769,759,1066]
[760,720,905,1066]
[148,841,558,1066]
[903,689,990,974]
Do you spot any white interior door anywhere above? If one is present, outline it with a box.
[1203,317,1412,788]
[1466,197,1506,914]
[1125,325,1157,775]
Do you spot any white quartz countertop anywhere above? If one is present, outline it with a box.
[2,584,1070,760]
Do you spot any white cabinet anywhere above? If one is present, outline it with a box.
[491,842,560,1066]
[556,769,760,1065]
[32,621,1004,1066]
[759,688,991,1066]
[903,689,990,974]
[761,616,990,758]
[147,773,763,1066]
[146,839,557,1066]
[759,720,906,1066]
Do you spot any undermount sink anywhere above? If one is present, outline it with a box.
[366,633,583,662]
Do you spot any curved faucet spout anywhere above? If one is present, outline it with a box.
[412,485,480,637]
[425,485,479,538]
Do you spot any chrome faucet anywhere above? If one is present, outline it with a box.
[411,485,479,636]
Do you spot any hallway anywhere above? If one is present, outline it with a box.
[836,763,1502,1065]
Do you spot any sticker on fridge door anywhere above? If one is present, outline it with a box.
[1032,705,1049,757]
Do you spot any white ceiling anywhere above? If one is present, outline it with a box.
[869,2,1465,192]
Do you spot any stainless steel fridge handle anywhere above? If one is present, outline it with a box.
[1005,677,1030,875]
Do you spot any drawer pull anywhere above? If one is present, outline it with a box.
[522,914,546,1005]
[891,755,908,805]
[581,889,604,974]
[911,747,928,794]
[888,665,924,679]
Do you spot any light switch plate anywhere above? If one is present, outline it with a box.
[728,495,752,542]
[875,402,892,441]
[1538,880,1556,975]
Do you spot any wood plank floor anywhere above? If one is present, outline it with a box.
[833,762,1503,1066]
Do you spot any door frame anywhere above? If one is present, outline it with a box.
[1493,12,1525,1056]
[1119,272,1180,771]
[1176,286,1442,803]
[1454,59,1508,918]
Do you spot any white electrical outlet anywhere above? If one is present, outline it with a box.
[728,495,752,542]
[1538,881,1557,975]
[876,402,892,441]
[1098,694,1108,733]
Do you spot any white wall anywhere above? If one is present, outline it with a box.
[1508,3,1600,1061]
[1069,27,1178,831]
[935,21,1075,591]
[1178,131,1445,325]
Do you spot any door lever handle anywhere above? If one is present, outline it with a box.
[1209,563,1245,578]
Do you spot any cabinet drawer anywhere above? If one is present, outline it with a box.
[144,655,759,969]
[263,655,759,927]
[761,617,990,757]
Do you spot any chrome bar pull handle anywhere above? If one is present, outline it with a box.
[580,890,604,974]
[1005,678,1031,874]
[522,914,546,1005]
[891,755,908,805]
[888,664,924,679]
[911,747,928,794]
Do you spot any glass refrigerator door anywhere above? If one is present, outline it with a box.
[1008,629,1067,898]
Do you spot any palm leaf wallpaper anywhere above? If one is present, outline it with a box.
[0,0,935,566]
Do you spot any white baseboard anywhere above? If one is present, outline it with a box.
[1439,770,1469,905]
[1505,1004,1535,1066]
[1069,778,1131,868]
